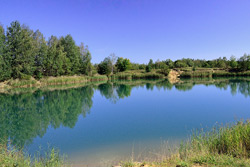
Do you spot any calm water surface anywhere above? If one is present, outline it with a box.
[1,78,250,166]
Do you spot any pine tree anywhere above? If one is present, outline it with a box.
[6,21,35,79]
[0,25,12,81]
[33,30,47,79]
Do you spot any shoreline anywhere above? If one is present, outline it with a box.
[1,69,250,94]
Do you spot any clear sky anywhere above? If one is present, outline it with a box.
[1,0,250,63]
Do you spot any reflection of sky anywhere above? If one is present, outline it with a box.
[28,84,250,165]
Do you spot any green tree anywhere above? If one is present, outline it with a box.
[45,36,70,76]
[229,56,238,69]
[165,59,174,68]
[33,30,47,79]
[0,25,11,81]
[238,54,250,71]
[116,57,131,72]
[217,57,227,69]
[59,35,81,74]
[146,59,153,72]
[159,62,170,76]
[98,57,112,75]
[174,60,187,68]
[79,43,92,76]
[6,21,36,79]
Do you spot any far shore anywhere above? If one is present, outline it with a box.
[1,68,250,91]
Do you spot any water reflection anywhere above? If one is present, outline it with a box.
[0,86,94,148]
[0,78,250,149]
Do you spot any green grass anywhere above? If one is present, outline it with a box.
[213,71,250,77]
[2,75,108,89]
[119,121,250,167]
[178,68,250,78]
[111,71,165,80]
[180,71,212,78]
[7,78,37,87]
[0,144,66,167]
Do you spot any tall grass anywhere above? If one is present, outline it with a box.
[175,121,250,166]
[7,78,37,87]
[2,75,109,89]
[186,121,250,158]
[119,121,250,167]
[213,71,250,77]
[0,144,65,167]
[180,71,212,78]
[180,70,250,78]
[110,72,165,80]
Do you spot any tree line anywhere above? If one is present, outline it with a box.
[0,21,92,81]
[1,21,250,82]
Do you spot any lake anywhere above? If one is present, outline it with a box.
[0,78,250,166]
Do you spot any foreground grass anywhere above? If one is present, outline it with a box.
[2,121,250,166]
[0,144,65,167]
[119,121,250,167]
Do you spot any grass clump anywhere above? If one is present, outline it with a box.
[180,71,212,78]
[176,120,250,166]
[0,144,65,167]
[119,121,250,167]
[7,78,37,87]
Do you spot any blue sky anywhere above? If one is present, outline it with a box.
[1,0,250,63]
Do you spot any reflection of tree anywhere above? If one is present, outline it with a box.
[175,83,194,91]
[98,83,132,102]
[176,78,250,97]
[98,83,119,103]
[146,83,154,90]
[214,82,228,90]
[0,86,94,148]
[238,80,250,97]
[1,78,250,149]
[116,84,132,98]
[155,80,173,90]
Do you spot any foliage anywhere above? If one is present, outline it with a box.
[79,43,92,76]
[0,25,11,81]
[97,57,112,75]
[6,21,36,79]
[145,65,151,72]
[116,57,131,72]
[145,59,153,72]
[33,30,48,79]
[0,21,93,81]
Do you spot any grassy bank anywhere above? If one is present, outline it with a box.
[2,68,250,90]
[0,75,108,89]
[179,68,250,78]
[120,121,250,167]
[109,71,165,80]
[0,145,65,167]
[0,71,165,90]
